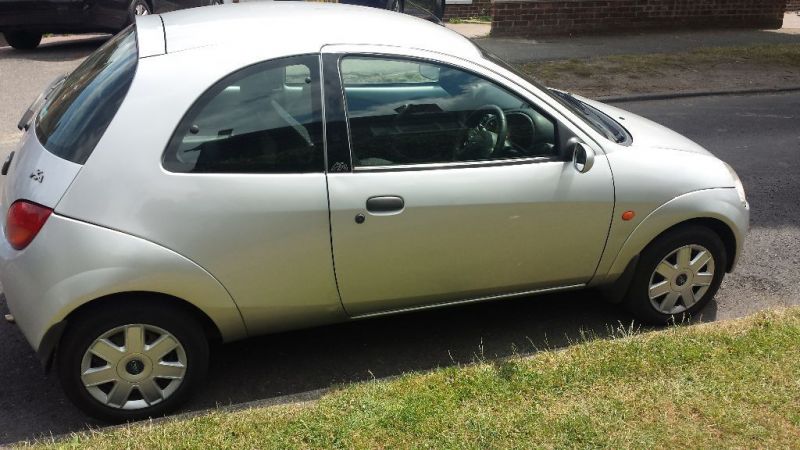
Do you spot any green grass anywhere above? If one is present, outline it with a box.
[449,16,492,24]
[519,43,800,85]
[26,308,800,449]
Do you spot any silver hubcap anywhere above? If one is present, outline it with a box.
[134,3,149,15]
[81,324,187,410]
[648,244,715,315]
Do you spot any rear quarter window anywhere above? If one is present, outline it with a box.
[35,26,138,165]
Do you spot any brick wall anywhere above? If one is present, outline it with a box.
[492,0,787,37]
[444,0,493,20]
[788,0,800,12]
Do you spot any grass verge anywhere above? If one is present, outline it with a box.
[26,308,800,449]
[517,43,800,97]
[449,16,492,24]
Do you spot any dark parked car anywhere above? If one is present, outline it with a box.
[0,0,222,49]
[238,0,446,23]
[344,0,444,22]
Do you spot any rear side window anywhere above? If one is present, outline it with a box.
[162,55,324,174]
[35,26,138,165]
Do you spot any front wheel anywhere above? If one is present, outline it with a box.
[56,302,209,422]
[623,225,727,325]
[4,31,43,50]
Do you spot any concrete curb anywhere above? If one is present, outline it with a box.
[599,86,800,103]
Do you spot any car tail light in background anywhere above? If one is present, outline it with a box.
[5,201,53,250]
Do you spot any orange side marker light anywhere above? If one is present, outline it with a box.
[622,210,635,221]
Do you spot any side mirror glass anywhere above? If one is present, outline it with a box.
[571,141,595,173]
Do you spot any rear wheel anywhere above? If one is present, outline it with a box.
[56,302,209,423]
[4,31,43,50]
[623,225,727,325]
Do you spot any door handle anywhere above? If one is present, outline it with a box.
[366,196,405,214]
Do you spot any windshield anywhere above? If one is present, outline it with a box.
[478,48,629,144]
[35,26,138,164]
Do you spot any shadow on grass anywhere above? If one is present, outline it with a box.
[192,290,718,410]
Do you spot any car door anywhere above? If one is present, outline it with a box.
[152,54,344,333]
[322,49,615,316]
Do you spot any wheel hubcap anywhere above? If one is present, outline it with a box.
[81,324,187,410]
[125,359,145,375]
[648,244,715,315]
[135,3,149,15]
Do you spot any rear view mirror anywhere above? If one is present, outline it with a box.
[418,64,440,81]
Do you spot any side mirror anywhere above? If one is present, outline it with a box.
[570,140,595,173]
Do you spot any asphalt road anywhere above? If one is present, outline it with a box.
[0,38,799,444]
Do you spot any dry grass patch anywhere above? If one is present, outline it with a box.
[518,44,800,98]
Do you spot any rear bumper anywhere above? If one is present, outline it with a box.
[0,0,124,33]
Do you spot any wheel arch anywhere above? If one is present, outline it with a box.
[67,291,223,342]
[600,217,736,304]
[641,218,736,270]
[39,291,223,371]
[599,188,748,290]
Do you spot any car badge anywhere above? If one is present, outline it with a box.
[30,169,44,183]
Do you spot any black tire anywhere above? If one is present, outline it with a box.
[623,225,727,325]
[4,31,43,50]
[128,0,152,24]
[56,301,209,423]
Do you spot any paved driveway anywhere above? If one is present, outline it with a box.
[0,37,798,445]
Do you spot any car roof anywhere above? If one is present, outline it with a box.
[155,2,482,60]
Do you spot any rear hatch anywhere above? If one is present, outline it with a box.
[2,25,139,221]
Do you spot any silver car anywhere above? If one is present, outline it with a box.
[0,2,748,422]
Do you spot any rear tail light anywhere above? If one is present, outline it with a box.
[5,200,52,250]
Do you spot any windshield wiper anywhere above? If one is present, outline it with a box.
[550,90,627,144]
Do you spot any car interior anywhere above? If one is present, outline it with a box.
[341,57,558,167]
[165,56,558,174]
[168,60,324,173]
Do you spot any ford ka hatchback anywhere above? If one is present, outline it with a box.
[0,2,749,422]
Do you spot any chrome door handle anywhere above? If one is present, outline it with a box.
[366,196,404,214]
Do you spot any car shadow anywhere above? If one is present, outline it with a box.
[0,35,107,62]
[191,289,717,411]
[0,289,717,444]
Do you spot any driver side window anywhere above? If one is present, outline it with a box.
[340,56,557,168]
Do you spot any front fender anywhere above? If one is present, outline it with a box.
[1,214,248,353]
[593,188,749,286]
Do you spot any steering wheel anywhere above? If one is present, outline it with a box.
[456,105,508,161]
